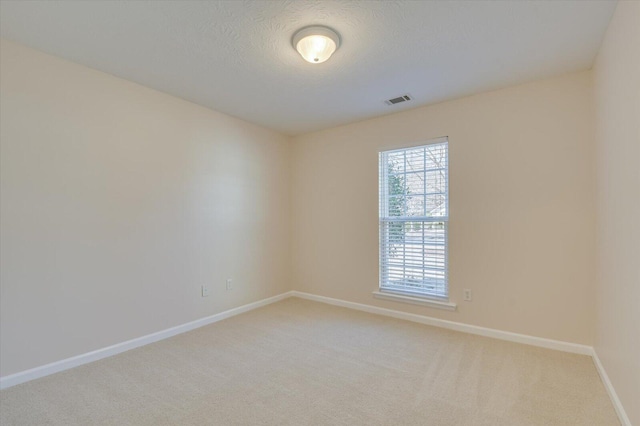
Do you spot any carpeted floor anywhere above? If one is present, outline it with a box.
[0,297,619,425]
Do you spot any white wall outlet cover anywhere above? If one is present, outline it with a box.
[201,286,210,297]
[463,289,472,301]
[226,279,233,290]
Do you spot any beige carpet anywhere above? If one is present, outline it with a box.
[0,297,619,425]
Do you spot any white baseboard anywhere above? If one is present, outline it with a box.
[291,291,593,355]
[0,291,294,390]
[591,349,632,426]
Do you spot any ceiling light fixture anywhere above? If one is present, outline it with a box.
[292,26,341,64]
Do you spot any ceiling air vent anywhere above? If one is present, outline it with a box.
[385,94,412,106]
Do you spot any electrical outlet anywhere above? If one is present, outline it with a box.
[463,289,472,302]
[226,278,233,291]
[201,285,210,297]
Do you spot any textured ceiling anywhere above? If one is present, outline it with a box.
[0,0,616,135]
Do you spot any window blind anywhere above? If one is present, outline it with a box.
[379,139,449,299]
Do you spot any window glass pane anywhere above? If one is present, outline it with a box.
[405,195,424,217]
[405,150,425,172]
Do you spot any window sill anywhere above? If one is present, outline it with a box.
[372,291,457,311]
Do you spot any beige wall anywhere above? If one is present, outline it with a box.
[292,71,596,345]
[593,1,640,424]
[0,40,291,376]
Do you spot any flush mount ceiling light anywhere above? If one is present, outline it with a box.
[292,26,341,64]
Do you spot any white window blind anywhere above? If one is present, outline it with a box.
[379,139,448,299]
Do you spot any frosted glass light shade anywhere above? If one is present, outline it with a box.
[292,26,341,64]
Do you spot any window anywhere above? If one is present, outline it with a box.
[378,138,448,300]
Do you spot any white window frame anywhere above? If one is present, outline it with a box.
[376,137,454,310]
